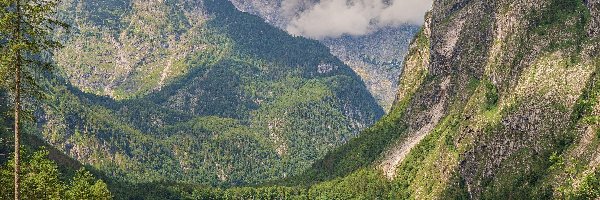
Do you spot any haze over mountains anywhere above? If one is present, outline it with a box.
[230,0,423,110]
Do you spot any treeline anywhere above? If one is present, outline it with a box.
[0,148,111,199]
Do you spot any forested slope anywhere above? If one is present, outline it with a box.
[229,0,420,111]
[34,0,383,187]
[0,91,112,199]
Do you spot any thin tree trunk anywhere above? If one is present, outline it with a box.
[13,60,20,200]
[14,0,21,199]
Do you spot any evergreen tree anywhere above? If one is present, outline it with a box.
[0,0,66,199]
[19,149,64,200]
[0,148,112,199]
[66,169,112,200]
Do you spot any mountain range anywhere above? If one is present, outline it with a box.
[1,0,599,199]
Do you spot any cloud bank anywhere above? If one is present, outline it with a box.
[284,0,432,39]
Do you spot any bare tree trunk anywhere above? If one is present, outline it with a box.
[13,60,20,200]
[14,0,21,199]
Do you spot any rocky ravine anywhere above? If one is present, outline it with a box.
[228,0,419,111]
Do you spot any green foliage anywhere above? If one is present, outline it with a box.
[483,79,499,110]
[285,103,408,185]
[481,149,555,199]
[123,170,388,200]
[20,149,64,200]
[204,0,337,71]
[0,148,112,199]
[391,113,461,199]
[0,90,10,164]
[40,68,381,186]
[0,0,66,93]
[66,169,112,200]
[108,182,308,200]
[41,1,598,199]
[79,0,131,29]
[38,0,383,188]
[307,169,390,199]
[218,186,306,200]
[571,170,600,199]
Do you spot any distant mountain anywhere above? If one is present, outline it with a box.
[35,0,383,186]
[229,0,419,110]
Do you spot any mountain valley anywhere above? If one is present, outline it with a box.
[1,0,599,199]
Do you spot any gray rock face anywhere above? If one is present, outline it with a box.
[587,0,600,37]
[366,0,600,198]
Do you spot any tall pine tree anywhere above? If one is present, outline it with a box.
[0,0,65,199]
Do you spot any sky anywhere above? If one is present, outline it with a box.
[283,0,433,39]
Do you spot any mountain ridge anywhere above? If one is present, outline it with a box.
[33,0,384,187]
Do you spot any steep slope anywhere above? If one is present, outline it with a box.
[38,0,382,187]
[0,91,114,199]
[256,0,600,198]
[320,27,420,111]
[31,0,599,198]
[229,0,419,110]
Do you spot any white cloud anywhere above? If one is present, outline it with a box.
[284,0,432,39]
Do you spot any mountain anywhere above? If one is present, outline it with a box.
[33,0,383,187]
[0,90,113,199]
[280,0,600,198]
[158,0,600,198]
[228,0,420,111]
[5,0,599,199]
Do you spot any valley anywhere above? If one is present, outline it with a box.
[1,0,599,199]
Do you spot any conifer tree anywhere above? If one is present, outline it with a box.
[0,0,65,199]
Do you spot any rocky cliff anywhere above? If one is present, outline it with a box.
[288,0,600,198]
